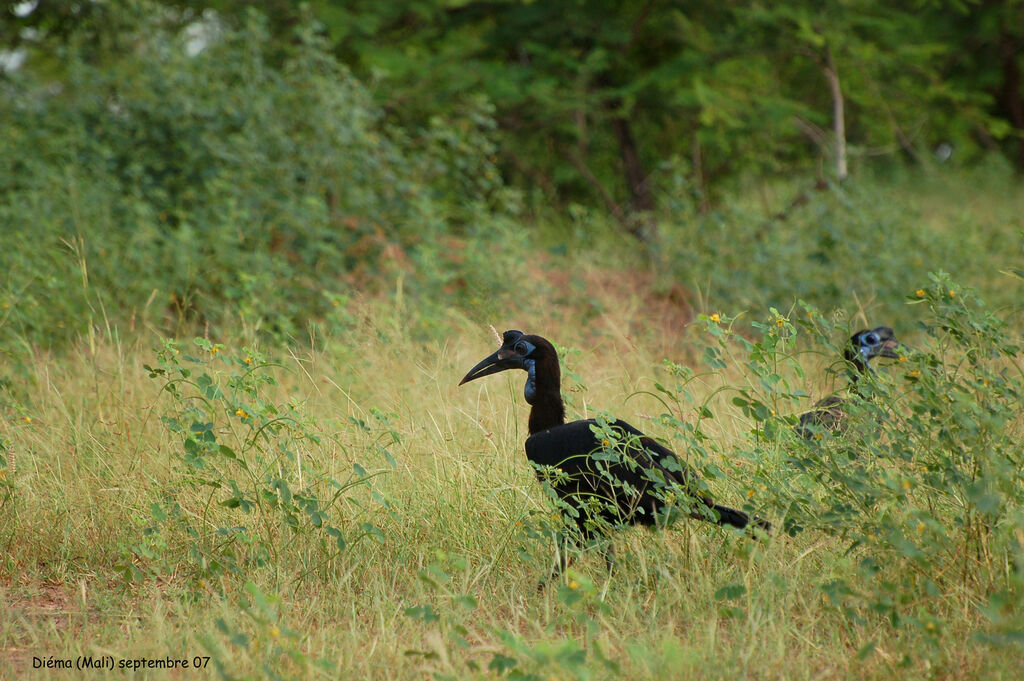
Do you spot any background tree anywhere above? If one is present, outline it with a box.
[9,0,1014,222]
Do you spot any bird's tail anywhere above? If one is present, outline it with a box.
[709,503,772,534]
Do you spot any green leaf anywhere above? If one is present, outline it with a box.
[274,478,292,505]
[403,605,440,623]
[488,653,517,674]
[856,640,877,659]
[714,583,747,600]
[325,526,346,551]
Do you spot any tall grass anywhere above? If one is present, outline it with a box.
[2,260,1022,679]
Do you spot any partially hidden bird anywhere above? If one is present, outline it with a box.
[460,330,770,583]
[796,326,903,439]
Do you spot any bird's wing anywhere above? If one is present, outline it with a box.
[524,419,600,469]
[608,419,700,490]
[525,419,697,484]
[797,395,846,436]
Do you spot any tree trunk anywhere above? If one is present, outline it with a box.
[998,33,1024,171]
[595,70,652,240]
[823,46,848,182]
[610,115,654,213]
[691,132,710,215]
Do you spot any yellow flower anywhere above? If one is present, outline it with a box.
[898,355,908,362]
[235,409,248,418]
[23,416,31,423]
[867,532,875,541]
[902,480,911,490]
[568,580,579,590]
[710,313,721,323]
[210,347,219,355]
[909,370,921,378]
[776,318,785,327]
[332,300,340,307]
[244,357,252,364]
[746,489,755,499]
[601,439,610,447]
[270,626,280,639]
[917,522,925,533]
[948,290,956,298]
[915,289,925,298]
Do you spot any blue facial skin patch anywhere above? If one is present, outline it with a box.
[858,333,880,366]
[523,358,537,402]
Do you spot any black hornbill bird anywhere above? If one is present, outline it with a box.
[796,326,903,438]
[460,330,770,581]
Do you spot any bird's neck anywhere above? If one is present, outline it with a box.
[528,393,565,434]
[526,355,565,434]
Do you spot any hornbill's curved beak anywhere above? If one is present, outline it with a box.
[877,338,907,360]
[459,348,524,385]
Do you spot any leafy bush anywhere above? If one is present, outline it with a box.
[659,175,1023,324]
[0,5,522,357]
[200,582,335,680]
[126,337,384,584]
[698,274,1024,649]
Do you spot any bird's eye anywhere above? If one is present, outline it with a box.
[863,333,879,345]
[514,341,529,355]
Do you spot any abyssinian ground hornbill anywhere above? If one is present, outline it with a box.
[460,330,770,582]
[796,327,904,439]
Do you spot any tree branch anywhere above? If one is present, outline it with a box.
[563,146,627,227]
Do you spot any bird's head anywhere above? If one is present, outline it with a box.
[459,330,558,405]
[845,326,904,369]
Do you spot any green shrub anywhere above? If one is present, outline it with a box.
[660,175,1023,323]
[127,337,384,584]
[699,274,1024,650]
[0,5,522,358]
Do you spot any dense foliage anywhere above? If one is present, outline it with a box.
[2,1,1023,355]
[98,0,1024,210]
[0,6,519,353]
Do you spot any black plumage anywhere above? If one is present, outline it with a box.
[460,330,769,580]
[796,326,903,439]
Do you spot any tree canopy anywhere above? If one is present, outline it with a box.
[4,0,1022,221]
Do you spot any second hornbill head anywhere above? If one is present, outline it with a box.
[459,330,558,405]
[843,326,903,372]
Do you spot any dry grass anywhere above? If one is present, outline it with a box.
[2,276,1022,681]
